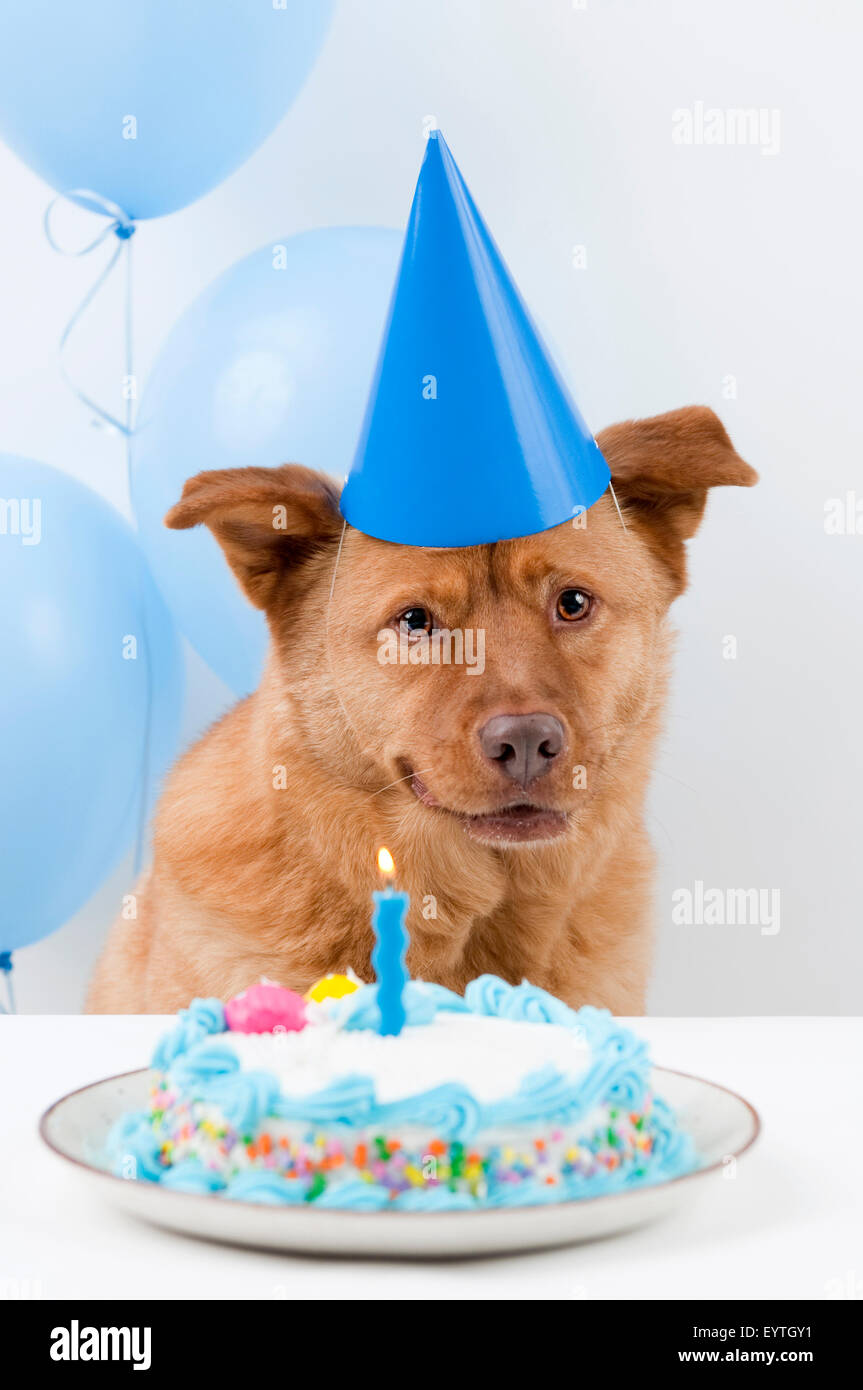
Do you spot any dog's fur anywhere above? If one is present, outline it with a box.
[87,406,755,1014]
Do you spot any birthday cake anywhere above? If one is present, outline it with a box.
[108,974,697,1210]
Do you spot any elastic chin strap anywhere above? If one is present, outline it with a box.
[608,481,629,534]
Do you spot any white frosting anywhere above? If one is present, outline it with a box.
[221,1014,591,1104]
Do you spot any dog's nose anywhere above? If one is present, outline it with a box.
[478,713,565,789]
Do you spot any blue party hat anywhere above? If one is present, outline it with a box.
[340,131,610,547]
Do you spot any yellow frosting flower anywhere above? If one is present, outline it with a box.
[305,973,359,1002]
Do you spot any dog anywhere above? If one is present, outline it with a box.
[87,406,756,1014]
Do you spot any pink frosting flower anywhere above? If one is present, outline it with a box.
[225,979,307,1034]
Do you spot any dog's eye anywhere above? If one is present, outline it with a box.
[399,606,433,634]
[556,589,592,622]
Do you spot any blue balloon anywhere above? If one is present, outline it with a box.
[131,226,402,694]
[0,1,333,220]
[0,457,183,952]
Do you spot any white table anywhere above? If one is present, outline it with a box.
[1,1017,859,1301]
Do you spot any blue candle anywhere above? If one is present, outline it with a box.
[372,847,409,1036]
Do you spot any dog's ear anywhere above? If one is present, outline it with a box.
[165,464,343,609]
[596,406,757,591]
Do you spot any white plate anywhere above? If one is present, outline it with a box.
[39,1066,759,1258]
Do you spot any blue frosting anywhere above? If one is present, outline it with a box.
[486,1178,566,1208]
[375,1083,482,1141]
[273,1075,378,1126]
[206,1070,282,1132]
[106,1111,163,1182]
[151,997,226,1070]
[336,979,469,1031]
[393,1186,477,1211]
[465,974,579,1027]
[156,975,655,1141]
[643,1095,698,1176]
[170,1042,238,1088]
[136,972,697,1206]
[483,1062,598,1129]
[165,1044,280,1132]
[462,973,512,1017]
[225,1171,306,1205]
[160,1159,226,1195]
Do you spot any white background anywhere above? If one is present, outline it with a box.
[2,0,861,1014]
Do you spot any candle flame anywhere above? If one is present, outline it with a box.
[377,846,395,877]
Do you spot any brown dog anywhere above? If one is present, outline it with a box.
[87,406,755,1014]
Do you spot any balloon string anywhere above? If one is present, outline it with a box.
[45,189,150,875]
[123,228,135,493]
[43,188,137,437]
[122,234,153,877]
[0,952,15,1015]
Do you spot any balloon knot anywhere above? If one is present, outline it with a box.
[0,952,12,973]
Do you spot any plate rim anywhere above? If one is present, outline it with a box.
[38,1062,761,1219]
